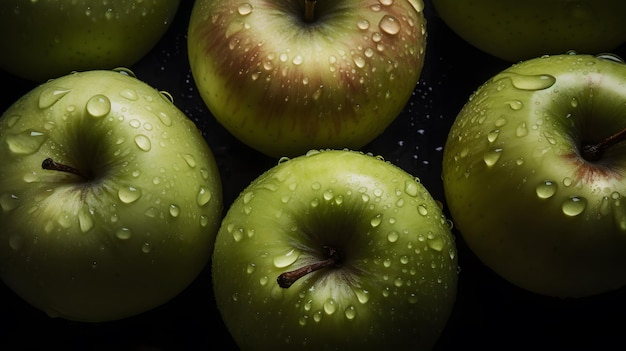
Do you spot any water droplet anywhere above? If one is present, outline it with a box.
[200,215,210,227]
[237,3,253,15]
[536,180,557,199]
[323,189,334,201]
[407,0,424,12]
[370,214,383,227]
[428,236,444,251]
[344,305,357,320]
[144,207,158,218]
[169,204,180,217]
[355,289,370,304]
[118,186,142,204]
[246,262,256,274]
[273,248,300,268]
[115,227,132,240]
[353,55,366,68]
[483,148,503,166]
[562,196,587,216]
[78,207,94,233]
[6,130,47,155]
[292,55,303,65]
[506,100,524,110]
[595,52,625,63]
[417,204,428,216]
[0,193,20,211]
[570,97,579,108]
[141,242,152,253]
[225,21,245,39]
[404,180,419,197]
[323,298,337,315]
[516,122,529,137]
[156,111,172,126]
[270,284,284,301]
[8,234,23,251]
[134,134,151,151]
[497,72,556,91]
[312,310,323,322]
[487,129,500,143]
[357,19,370,30]
[38,87,70,109]
[378,15,400,35]
[387,231,399,242]
[86,94,111,118]
[197,186,212,206]
[119,88,138,101]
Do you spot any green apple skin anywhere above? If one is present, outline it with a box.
[0,69,223,322]
[432,0,626,62]
[0,0,181,82]
[212,149,458,350]
[442,53,626,298]
[187,0,427,158]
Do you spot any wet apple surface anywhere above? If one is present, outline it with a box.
[1,0,625,350]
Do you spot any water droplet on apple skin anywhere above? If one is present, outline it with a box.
[86,94,111,118]
[5,130,48,155]
[536,180,558,199]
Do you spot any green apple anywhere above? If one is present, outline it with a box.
[212,149,458,350]
[0,0,181,82]
[432,0,626,62]
[442,53,626,298]
[0,69,223,322]
[187,0,427,158]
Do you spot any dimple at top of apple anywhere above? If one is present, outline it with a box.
[432,0,626,62]
[0,69,223,321]
[212,149,457,349]
[442,53,626,297]
[0,0,181,82]
[187,0,427,158]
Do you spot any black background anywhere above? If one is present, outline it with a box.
[1,1,626,350]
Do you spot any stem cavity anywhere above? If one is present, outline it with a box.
[277,245,342,289]
[582,127,626,162]
[304,0,317,23]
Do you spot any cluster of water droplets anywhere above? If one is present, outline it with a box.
[221,152,455,325]
[1,69,217,257]
[450,54,626,225]
[219,0,425,99]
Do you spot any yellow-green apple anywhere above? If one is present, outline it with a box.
[0,69,223,321]
[442,53,626,298]
[432,0,626,62]
[0,0,181,82]
[187,0,427,158]
[212,149,458,350]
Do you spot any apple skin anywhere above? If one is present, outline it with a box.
[212,149,458,350]
[0,0,181,82]
[187,0,427,158]
[0,69,223,321]
[442,53,626,298]
[432,0,626,62]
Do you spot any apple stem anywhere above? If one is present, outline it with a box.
[277,245,342,288]
[304,0,317,22]
[582,127,626,161]
[42,158,90,180]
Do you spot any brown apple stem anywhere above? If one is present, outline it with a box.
[304,0,317,22]
[42,158,89,180]
[277,246,342,288]
[582,127,626,161]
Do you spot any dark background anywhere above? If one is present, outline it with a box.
[1,1,625,350]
